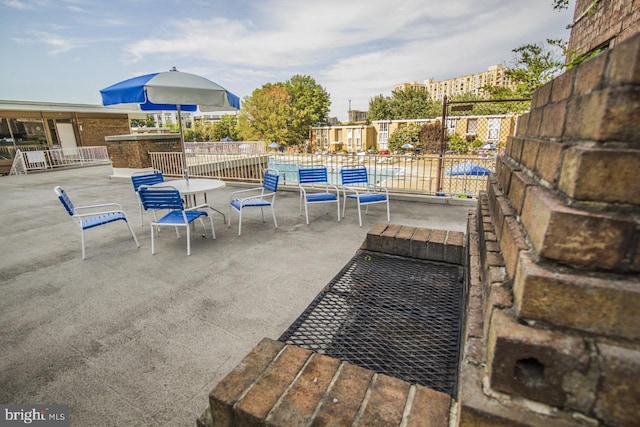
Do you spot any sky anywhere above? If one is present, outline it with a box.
[0,0,573,121]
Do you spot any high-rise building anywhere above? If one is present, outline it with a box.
[394,64,517,101]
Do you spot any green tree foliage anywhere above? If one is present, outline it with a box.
[283,75,331,138]
[130,115,156,128]
[388,122,422,152]
[240,84,292,144]
[505,39,565,97]
[368,88,440,120]
[368,94,392,120]
[390,87,440,119]
[184,115,242,142]
[211,115,240,141]
[553,0,569,10]
[239,75,330,147]
[447,134,468,153]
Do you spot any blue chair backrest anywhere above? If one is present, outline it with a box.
[132,172,164,192]
[341,167,368,186]
[55,187,75,216]
[138,187,184,211]
[263,171,279,192]
[299,167,328,184]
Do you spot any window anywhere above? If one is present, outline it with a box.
[487,118,501,141]
[355,128,362,151]
[0,118,47,147]
[466,118,478,135]
[347,128,353,151]
[378,122,389,150]
[446,118,457,135]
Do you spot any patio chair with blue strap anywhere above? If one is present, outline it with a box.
[54,186,140,260]
[298,166,340,225]
[131,169,164,225]
[340,166,390,227]
[228,169,279,236]
[138,185,215,256]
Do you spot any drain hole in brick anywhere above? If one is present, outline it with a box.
[514,358,544,387]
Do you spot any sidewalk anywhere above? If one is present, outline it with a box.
[0,165,473,426]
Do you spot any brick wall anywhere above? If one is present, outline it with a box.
[76,116,130,147]
[106,135,182,169]
[458,33,640,426]
[568,0,640,57]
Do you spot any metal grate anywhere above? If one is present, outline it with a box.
[279,251,465,396]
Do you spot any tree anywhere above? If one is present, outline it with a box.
[447,134,468,153]
[211,115,240,141]
[390,87,440,119]
[368,88,439,120]
[552,0,569,10]
[368,94,392,120]
[130,115,155,128]
[239,75,330,147]
[239,84,292,144]
[388,122,422,152]
[505,38,565,97]
[283,75,331,143]
[419,121,442,153]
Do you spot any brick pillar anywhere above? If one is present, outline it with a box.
[105,133,182,169]
[458,33,640,426]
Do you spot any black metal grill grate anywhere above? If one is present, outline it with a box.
[279,251,465,396]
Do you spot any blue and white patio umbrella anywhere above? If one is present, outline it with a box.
[100,67,240,180]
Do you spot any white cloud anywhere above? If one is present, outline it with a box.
[0,0,49,9]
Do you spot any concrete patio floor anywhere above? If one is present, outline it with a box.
[0,165,474,426]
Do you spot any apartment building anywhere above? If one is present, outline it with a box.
[394,64,517,101]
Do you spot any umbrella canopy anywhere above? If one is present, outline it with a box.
[401,143,414,149]
[445,161,491,176]
[100,67,240,111]
[481,143,497,150]
[268,142,280,148]
[100,67,240,181]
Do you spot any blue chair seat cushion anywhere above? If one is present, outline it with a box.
[231,197,271,209]
[81,212,128,230]
[155,210,207,225]
[305,193,337,202]
[347,193,387,203]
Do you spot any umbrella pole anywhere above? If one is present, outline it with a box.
[177,105,189,183]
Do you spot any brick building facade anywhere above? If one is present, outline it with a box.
[567,0,640,57]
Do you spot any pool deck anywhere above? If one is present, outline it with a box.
[0,165,474,426]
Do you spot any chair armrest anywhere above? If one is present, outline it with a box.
[229,187,262,198]
[186,204,209,211]
[75,202,124,211]
[72,209,126,218]
[368,183,389,194]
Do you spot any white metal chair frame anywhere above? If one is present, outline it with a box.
[138,185,215,256]
[228,169,279,236]
[340,166,391,227]
[131,169,165,226]
[298,166,340,225]
[54,186,140,260]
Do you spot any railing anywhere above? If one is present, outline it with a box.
[150,150,495,198]
[10,146,111,175]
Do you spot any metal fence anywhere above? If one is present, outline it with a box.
[10,146,111,174]
[150,150,495,198]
